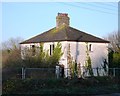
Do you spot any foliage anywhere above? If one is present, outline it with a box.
[101,59,108,75]
[2,39,63,80]
[22,42,63,68]
[2,37,23,50]
[67,44,72,78]
[49,42,63,66]
[85,42,93,76]
[2,38,24,80]
[108,52,120,76]
[106,32,120,53]
[108,47,120,76]
[67,44,77,78]
[74,61,78,77]
[112,53,120,67]
[2,46,23,69]
[70,61,76,78]
[109,52,120,68]
[77,63,81,78]
[2,77,120,94]
[96,67,100,76]
[105,32,120,68]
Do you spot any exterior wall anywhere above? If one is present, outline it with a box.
[68,42,108,68]
[65,41,109,76]
[20,41,109,76]
[43,41,68,68]
[20,43,40,59]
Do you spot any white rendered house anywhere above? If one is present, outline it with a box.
[20,13,109,77]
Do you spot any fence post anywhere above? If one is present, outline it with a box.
[24,68,26,79]
[56,66,60,79]
[113,68,115,77]
[22,67,26,80]
[22,67,24,80]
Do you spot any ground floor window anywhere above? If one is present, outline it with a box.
[50,44,54,55]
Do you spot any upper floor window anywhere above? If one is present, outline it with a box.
[89,44,93,52]
[50,44,54,55]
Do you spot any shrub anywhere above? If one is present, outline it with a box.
[2,77,120,94]
[109,51,120,68]
[22,42,63,68]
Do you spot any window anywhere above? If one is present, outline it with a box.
[89,44,92,52]
[31,45,36,56]
[50,44,54,55]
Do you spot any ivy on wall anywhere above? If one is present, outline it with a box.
[85,42,93,76]
[67,44,78,78]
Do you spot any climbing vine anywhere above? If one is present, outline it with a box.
[67,44,72,78]
[67,44,78,78]
[67,44,77,78]
[85,42,93,76]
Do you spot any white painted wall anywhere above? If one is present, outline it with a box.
[21,43,40,59]
[20,41,109,76]
[68,42,108,68]
[64,41,109,76]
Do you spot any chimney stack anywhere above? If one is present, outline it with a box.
[56,13,70,28]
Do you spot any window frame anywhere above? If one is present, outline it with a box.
[30,45,36,56]
[50,44,54,55]
[88,44,93,52]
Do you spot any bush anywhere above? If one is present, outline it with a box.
[109,52,120,68]
[22,42,63,68]
[2,42,63,80]
[2,77,120,94]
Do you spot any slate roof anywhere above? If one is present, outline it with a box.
[20,25,109,44]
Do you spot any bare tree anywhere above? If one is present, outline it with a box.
[2,37,24,68]
[106,32,120,53]
[2,37,23,51]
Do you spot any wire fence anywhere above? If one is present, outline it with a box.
[2,67,120,80]
[21,67,120,80]
[22,68,55,79]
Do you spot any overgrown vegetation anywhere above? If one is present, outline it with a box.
[22,42,63,68]
[106,32,120,76]
[50,42,63,66]
[2,38,63,80]
[67,44,77,78]
[2,38,23,80]
[106,32,120,68]
[2,32,120,95]
[109,52,120,68]
[84,42,93,76]
[2,77,120,95]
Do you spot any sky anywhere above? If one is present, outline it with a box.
[1,1,118,43]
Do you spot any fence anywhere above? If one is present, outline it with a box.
[2,68,21,80]
[109,68,120,77]
[21,68,56,79]
[21,67,120,80]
